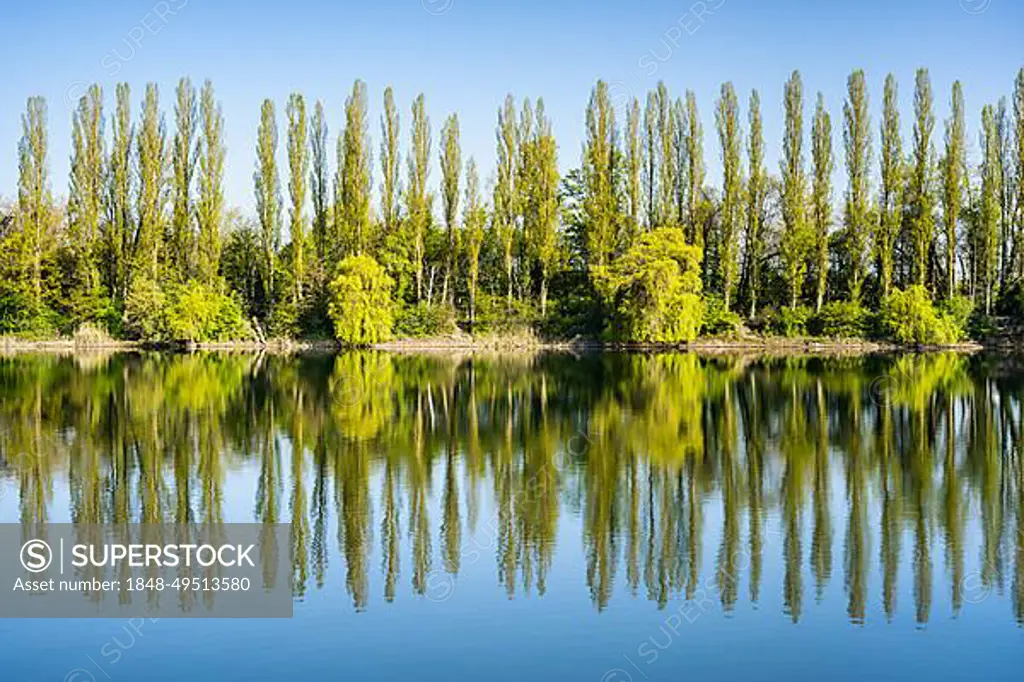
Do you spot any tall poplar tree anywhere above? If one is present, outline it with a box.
[135,83,166,285]
[463,158,486,329]
[980,104,1000,312]
[407,93,431,301]
[624,97,642,242]
[287,93,309,304]
[812,93,834,311]
[942,81,966,296]
[780,70,808,309]
[642,91,658,228]
[494,95,518,302]
[684,91,704,248]
[582,81,618,269]
[1014,69,1024,279]
[516,98,535,298]
[338,80,372,257]
[532,100,560,315]
[106,84,132,301]
[170,77,197,280]
[17,96,50,313]
[672,98,687,228]
[439,113,461,304]
[656,82,676,226]
[745,89,766,317]
[878,74,902,298]
[254,99,281,312]
[842,70,870,303]
[715,82,742,310]
[379,87,401,236]
[68,84,104,309]
[310,100,330,264]
[909,68,935,287]
[196,80,225,286]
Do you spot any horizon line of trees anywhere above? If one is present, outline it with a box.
[2,68,1023,342]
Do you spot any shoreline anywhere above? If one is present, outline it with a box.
[0,334,991,355]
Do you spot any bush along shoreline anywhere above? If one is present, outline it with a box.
[2,71,1023,351]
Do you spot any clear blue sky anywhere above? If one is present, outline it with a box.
[1,0,1021,215]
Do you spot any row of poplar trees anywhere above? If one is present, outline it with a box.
[3,68,1024,338]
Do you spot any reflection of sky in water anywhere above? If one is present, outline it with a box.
[0,352,1021,681]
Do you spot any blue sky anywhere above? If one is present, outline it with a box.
[1,0,1021,215]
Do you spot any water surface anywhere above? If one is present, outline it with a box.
[0,351,1021,680]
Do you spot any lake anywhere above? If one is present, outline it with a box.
[0,350,1021,680]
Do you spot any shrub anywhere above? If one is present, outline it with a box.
[328,255,395,345]
[939,294,974,333]
[769,305,811,337]
[881,285,962,344]
[701,294,743,336]
[472,293,538,335]
[165,281,253,342]
[124,277,168,341]
[593,227,704,343]
[394,302,458,338]
[809,301,871,338]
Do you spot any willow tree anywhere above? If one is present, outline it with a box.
[287,93,309,303]
[379,87,401,237]
[463,158,486,329]
[780,70,808,309]
[745,89,766,317]
[842,70,870,303]
[106,84,132,302]
[17,96,50,313]
[685,90,705,247]
[909,69,935,286]
[439,113,461,304]
[715,82,742,310]
[68,84,104,307]
[196,80,225,285]
[337,81,372,259]
[531,100,560,315]
[812,93,834,312]
[878,74,902,298]
[135,84,166,285]
[310,100,330,263]
[254,99,281,311]
[170,77,197,280]
[942,81,966,296]
[406,93,431,301]
[494,94,518,302]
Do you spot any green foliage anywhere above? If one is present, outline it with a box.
[939,294,974,332]
[881,285,962,344]
[126,279,251,342]
[808,301,871,338]
[328,254,394,345]
[394,302,457,338]
[701,294,742,336]
[472,292,538,335]
[769,305,811,337]
[593,227,704,343]
[124,278,168,341]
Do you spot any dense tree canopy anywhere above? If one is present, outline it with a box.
[1,69,1023,343]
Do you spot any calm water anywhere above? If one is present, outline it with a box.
[0,351,1021,680]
